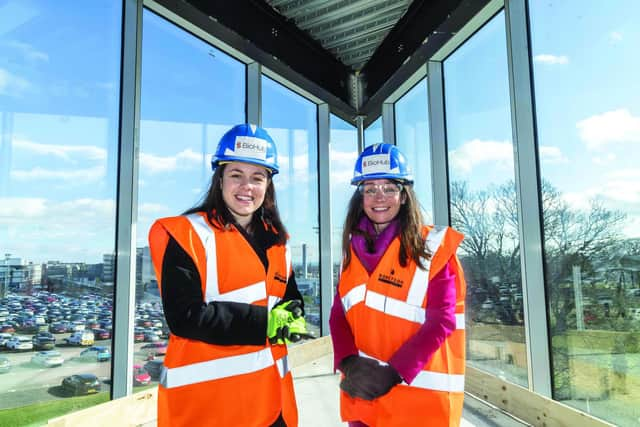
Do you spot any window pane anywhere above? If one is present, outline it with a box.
[364,117,382,147]
[262,76,320,336]
[136,9,245,385]
[530,2,640,424]
[0,1,121,418]
[330,115,358,290]
[444,11,527,387]
[395,79,433,222]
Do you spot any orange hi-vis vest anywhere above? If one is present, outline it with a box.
[148,211,298,427]
[338,225,466,427]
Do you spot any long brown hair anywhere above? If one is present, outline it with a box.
[341,182,431,270]
[184,163,288,245]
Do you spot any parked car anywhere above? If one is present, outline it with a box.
[0,332,12,347]
[0,356,11,374]
[143,359,164,380]
[78,346,111,362]
[61,374,101,396]
[91,328,111,340]
[133,364,151,386]
[31,350,65,367]
[64,331,94,346]
[141,341,167,357]
[32,332,56,350]
[5,335,33,351]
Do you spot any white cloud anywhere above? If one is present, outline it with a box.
[539,145,568,164]
[577,109,640,150]
[533,54,569,65]
[11,165,106,181]
[609,31,623,42]
[4,40,49,62]
[591,153,617,165]
[1,197,117,262]
[449,139,513,174]
[13,138,107,161]
[139,148,203,173]
[0,67,31,97]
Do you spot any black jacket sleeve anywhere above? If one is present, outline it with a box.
[161,236,268,345]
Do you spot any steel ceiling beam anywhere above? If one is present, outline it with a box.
[311,3,408,39]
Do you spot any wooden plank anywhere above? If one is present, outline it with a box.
[465,366,615,427]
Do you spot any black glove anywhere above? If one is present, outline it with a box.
[339,356,403,401]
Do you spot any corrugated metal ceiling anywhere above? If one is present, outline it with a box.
[265,0,412,70]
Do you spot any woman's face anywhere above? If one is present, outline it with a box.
[360,179,405,233]
[221,161,270,228]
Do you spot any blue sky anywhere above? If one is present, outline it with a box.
[1,1,638,265]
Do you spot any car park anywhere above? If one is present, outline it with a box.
[61,374,101,396]
[91,328,111,340]
[31,350,65,367]
[0,332,12,347]
[78,345,111,362]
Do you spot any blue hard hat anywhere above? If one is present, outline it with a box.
[351,143,413,185]
[211,124,279,174]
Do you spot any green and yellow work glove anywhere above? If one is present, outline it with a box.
[267,300,311,344]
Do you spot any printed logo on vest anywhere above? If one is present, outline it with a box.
[378,272,403,288]
[273,272,288,284]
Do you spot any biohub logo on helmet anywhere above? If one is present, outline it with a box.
[361,154,391,174]
[232,136,268,160]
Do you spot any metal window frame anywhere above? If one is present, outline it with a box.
[112,0,143,399]
[317,104,332,335]
[504,0,551,397]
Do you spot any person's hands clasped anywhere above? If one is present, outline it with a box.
[267,300,312,344]
[339,355,402,401]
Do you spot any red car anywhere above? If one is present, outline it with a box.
[133,364,151,386]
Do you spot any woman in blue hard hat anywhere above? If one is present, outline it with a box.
[330,143,467,426]
[148,124,308,427]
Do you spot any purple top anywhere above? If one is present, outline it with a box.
[329,217,457,384]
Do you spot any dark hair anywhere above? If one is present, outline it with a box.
[341,182,431,271]
[183,164,288,245]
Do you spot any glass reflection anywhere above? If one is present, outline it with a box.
[364,117,382,146]
[330,115,358,290]
[395,79,433,222]
[262,76,320,337]
[0,1,121,421]
[444,11,527,386]
[530,1,640,424]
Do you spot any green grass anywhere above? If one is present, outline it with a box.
[0,392,109,427]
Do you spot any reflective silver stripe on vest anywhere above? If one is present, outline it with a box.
[341,284,366,312]
[365,290,425,323]
[406,226,448,306]
[268,295,281,311]
[285,244,291,281]
[160,347,274,389]
[276,355,289,378]
[358,351,464,393]
[186,213,267,304]
[455,313,465,329]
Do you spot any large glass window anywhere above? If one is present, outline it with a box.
[329,115,358,289]
[530,2,640,424]
[136,8,245,386]
[444,11,527,386]
[0,1,121,421]
[394,79,433,222]
[262,76,320,336]
[364,117,382,146]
